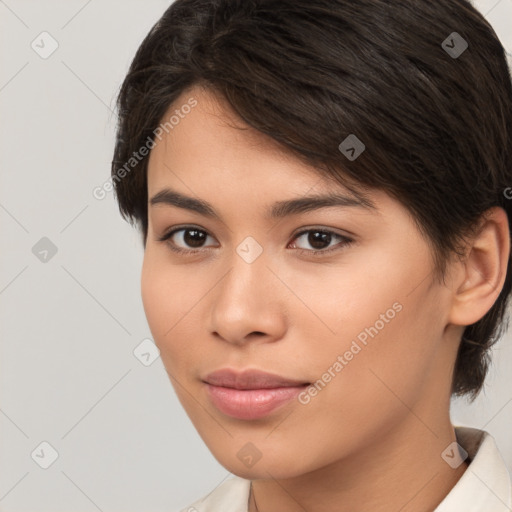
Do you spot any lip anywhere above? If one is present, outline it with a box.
[202,368,310,420]
[203,368,310,389]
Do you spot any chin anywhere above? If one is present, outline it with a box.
[210,447,311,481]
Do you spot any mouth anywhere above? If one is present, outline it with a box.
[202,368,310,389]
[202,368,310,420]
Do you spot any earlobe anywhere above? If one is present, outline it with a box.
[448,207,510,327]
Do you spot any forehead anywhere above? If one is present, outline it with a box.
[147,86,352,193]
[143,91,424,247]
[144,85,401,224]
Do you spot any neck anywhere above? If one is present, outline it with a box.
[249,416,468,512]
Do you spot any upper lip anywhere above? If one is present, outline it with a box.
[203,369,310,390]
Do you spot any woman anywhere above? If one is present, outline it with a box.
[111,0,512,510]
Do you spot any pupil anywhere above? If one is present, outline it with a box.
[184,229,206,248]
[309,231,330,250]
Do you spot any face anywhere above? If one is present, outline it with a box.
[142,85,457,479]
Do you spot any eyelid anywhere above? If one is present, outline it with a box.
[291,225,354,239]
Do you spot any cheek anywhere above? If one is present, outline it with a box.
[282,302,440,471]
[141,253,168,340]
[141,251,194,358]
[312,291,442,430]
[295,254,442,426]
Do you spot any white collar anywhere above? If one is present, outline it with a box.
[434,426,511,511]
[183,426,511,512]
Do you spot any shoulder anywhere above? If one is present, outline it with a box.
[178,475,252,512]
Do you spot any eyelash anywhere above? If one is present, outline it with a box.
[157,226,354,257]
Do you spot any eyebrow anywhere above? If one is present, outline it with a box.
[149,187,378,220]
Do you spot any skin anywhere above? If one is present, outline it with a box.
[141,84,510,512]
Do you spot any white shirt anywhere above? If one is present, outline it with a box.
[179,426,512,512]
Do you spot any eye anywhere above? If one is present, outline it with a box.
[289,228,354,256]
[157,226,354,256]
[158,226,217,254]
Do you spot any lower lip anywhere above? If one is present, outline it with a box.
[204,383,308,420]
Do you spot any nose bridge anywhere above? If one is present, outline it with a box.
[209,234,283,342]
[221,234,269,305]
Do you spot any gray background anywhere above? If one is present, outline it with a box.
[1,1,511,511]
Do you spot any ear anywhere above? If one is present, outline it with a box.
[447,207,510,327]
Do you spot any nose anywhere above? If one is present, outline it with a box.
[207,244,287,346]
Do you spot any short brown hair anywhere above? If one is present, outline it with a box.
[111,0,512,401]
